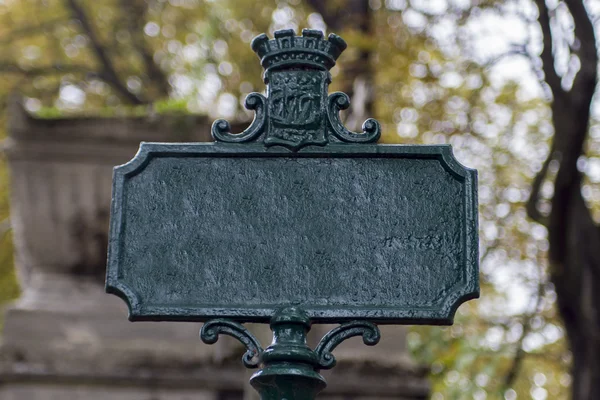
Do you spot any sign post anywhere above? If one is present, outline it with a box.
[106,29,479,400]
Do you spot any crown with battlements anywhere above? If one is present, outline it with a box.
[251,29,347,73]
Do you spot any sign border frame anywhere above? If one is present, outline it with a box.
[106,142,479,325]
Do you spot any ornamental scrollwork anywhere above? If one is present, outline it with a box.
[314,321,381,369]
[211,29,382,151]
[211,93,267,143]
[327,92,381,143]
[200,319,264,368]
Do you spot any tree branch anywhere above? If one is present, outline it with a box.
[305,0,369,32]
[65,0,144,104]
[0,16,68,45]
[526,147,553,226]
[563,0,598,105]
[483,47,529,68]
[305,0,337,29]
[534,0,565,101]
[304,0,374,128]
[117,0,170,99]
[503,279,547,389]
[0,62,96,77]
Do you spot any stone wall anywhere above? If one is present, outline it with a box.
[0,97,429,400]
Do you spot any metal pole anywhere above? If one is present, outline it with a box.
[201,307,380,400]
[250,308,326,400]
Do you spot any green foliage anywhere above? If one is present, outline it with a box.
[0,156,18,306]
[153,98,189,114]
[35,106,65,118]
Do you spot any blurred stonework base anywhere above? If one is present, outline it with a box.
[0,97,428,400]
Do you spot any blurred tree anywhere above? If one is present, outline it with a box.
[524,2,599,398]
[304,0,374,130]
[0,0,594,399]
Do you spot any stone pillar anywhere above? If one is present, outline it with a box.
[0,98,248,400]
[0,97,429,399]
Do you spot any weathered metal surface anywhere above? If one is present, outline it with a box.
[106,29,479,326]
[106,143,477,324]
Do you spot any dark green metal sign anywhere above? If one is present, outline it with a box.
[107,29,479,400]
[106,29,478,326]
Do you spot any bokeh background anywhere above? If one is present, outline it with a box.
[1,0,598,399]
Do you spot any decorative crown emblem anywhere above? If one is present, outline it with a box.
[212,29,381,151]
[251,29,347,73]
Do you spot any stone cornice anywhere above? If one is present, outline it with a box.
[4,96,245,163]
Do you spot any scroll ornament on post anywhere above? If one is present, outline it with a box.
[211,29,381,151]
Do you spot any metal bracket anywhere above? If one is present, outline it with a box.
[200,308,381,400]
[200,319,264,368]
[315,320,381,369]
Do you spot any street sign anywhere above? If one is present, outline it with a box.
[106,29,479,400]
[106,29,478,326]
